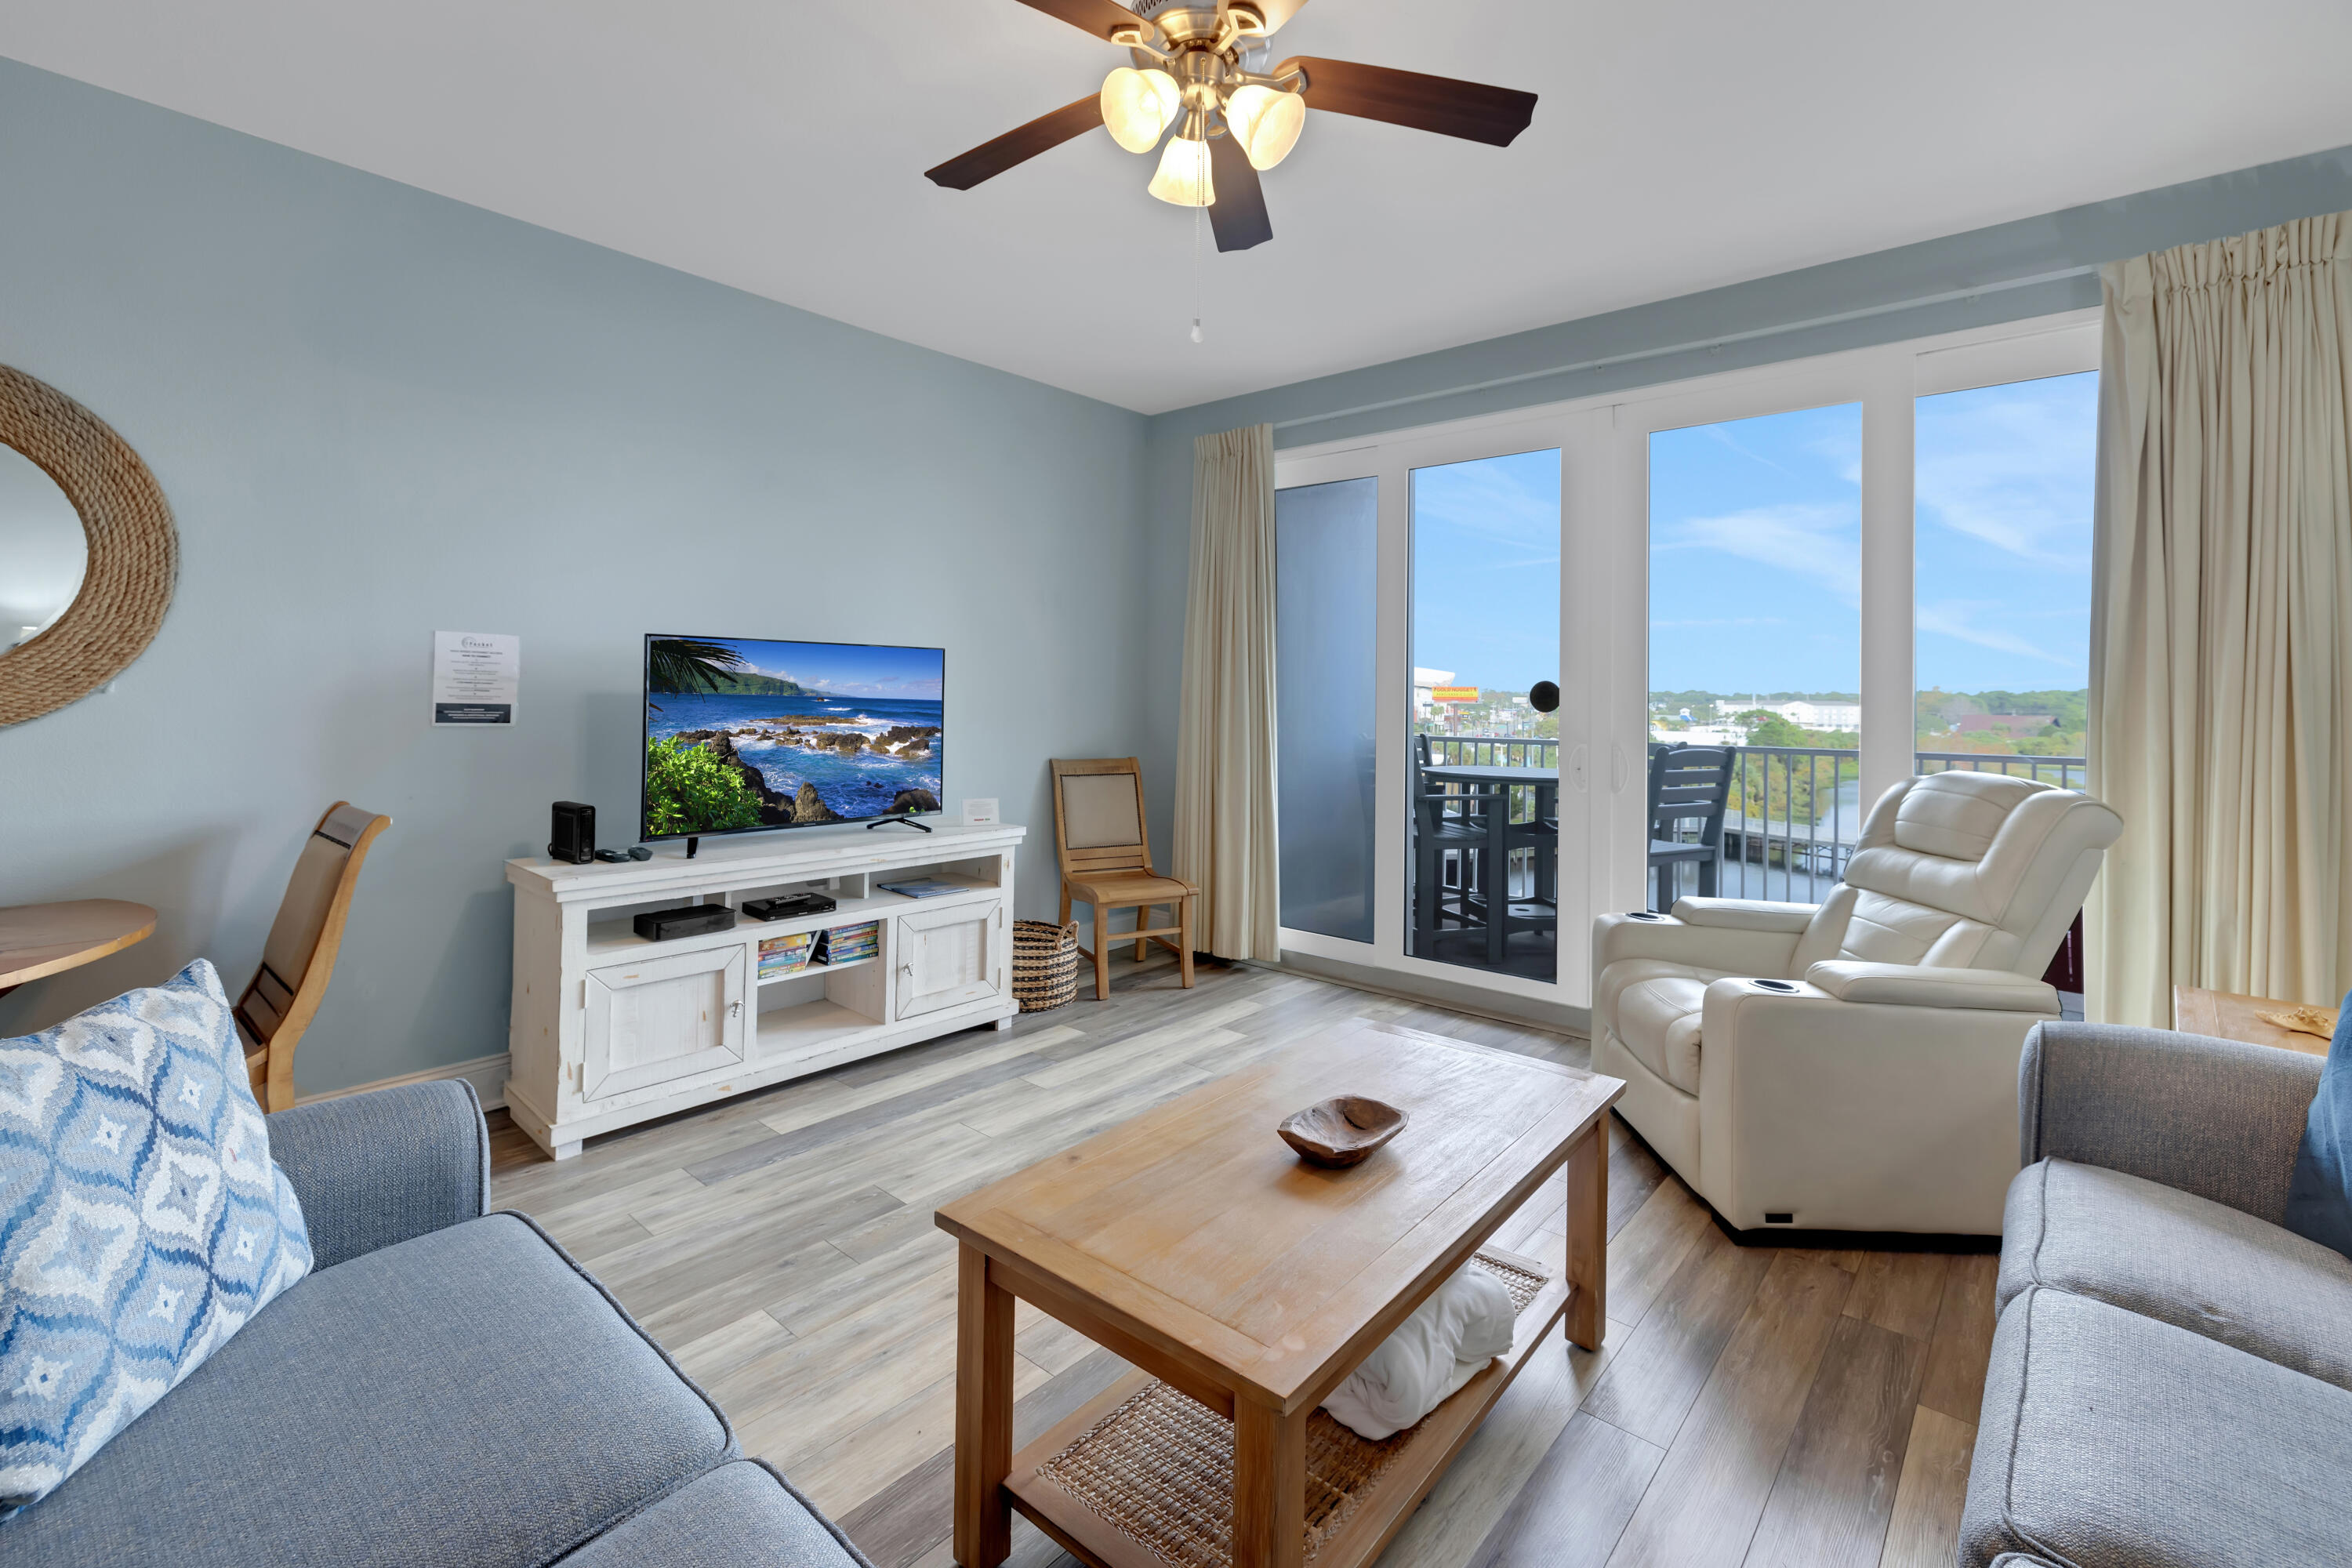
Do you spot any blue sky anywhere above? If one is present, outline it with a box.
[1649,371,2096,696]
[1343,368,2100,701]
[1650,403,1864,695]
[691,637,943,700]
[1412,448,1562,691]
[1915,372,2097,693]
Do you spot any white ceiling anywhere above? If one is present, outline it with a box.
[6,2,2352,414]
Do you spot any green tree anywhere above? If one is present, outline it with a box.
[1736,710,1807,747]
[644,737,764,835]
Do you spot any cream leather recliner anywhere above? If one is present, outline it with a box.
[1590,771,2122,1236]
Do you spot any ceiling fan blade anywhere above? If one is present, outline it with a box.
[1225,0,1312,33]
[1207,133,1273,252]
[925,96,1105,190]
[1014,0,1154,44]
[1279,56,1537,147]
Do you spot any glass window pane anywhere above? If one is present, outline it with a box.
[1407,450,1560,981]
[1649,403,1863,906]
[1913,371,2095,793]
[1275,477,1378,942]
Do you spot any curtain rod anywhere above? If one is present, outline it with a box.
[1269,264,2100,433]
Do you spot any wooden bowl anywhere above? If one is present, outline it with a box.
[1279,1096,1409,1168]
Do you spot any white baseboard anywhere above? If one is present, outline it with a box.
[296,1052,509,1111]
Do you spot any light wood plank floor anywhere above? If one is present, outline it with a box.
[488,957,1991,1568]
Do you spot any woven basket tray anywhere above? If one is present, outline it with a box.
[1013,920,1080,1012]
[1029,1251,1550,1568]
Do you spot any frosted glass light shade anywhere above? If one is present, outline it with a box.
[1149,135,1215,206]
[1225,84,1305,169]
[1101,67,1181,154]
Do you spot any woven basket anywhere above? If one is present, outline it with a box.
[1013,920,1080,1012]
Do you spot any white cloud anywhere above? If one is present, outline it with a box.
[1656,503,1861,603]
[1917,600,2083,670]
[1915,380,2096,568]
[1413,457,1559,554]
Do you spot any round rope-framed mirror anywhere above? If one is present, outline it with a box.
[0,365,176,725]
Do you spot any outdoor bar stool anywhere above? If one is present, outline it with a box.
[1412,754,1487,956]
[1647,744,1735,911]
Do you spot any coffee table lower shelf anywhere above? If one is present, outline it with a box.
[1004,1258,1572,1568]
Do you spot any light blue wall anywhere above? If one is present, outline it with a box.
[0,59,1152,1094]
[1133,142,2352,861]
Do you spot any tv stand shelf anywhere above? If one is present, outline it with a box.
[504,821,1024,1160]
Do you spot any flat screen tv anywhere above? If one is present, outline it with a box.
[641,635,944,844]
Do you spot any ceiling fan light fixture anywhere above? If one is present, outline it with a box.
[1225,83,1305,169]
[1100,66,1181,154]
[1148,130,1215,208]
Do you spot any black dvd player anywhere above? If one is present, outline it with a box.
[742,891,837,921]
[632,904,737,942]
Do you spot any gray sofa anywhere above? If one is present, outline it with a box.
[5,1081,871,1568]
[1963,1022,2352,1568]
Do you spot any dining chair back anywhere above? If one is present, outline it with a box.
[234,801,390,1110]
[1048,759,1196,1000]
[1411,769,1490,945]
[1647,745,1735,909]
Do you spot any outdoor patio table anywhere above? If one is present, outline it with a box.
[1419,763,1557,966]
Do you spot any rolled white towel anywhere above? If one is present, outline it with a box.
[1319,1264,1518,1440]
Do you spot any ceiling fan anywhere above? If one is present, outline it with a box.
[924,0,1537,252]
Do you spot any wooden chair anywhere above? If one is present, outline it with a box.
[234,801,391,1110]
[1049,758,1195,1000]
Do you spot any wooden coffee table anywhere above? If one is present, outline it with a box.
[935,1020,1624,1568]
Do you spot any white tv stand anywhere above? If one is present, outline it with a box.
[503,821,1024,1160]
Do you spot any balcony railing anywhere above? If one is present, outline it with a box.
[1421,735,1560,769]
[1675,743,2091,903]
[1409,733,2089,910]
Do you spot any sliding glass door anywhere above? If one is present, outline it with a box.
[1271,310,2099,1011]
[1272,415,1592,1010]
[1274,477,1379,942]
[1407,448,1563,980]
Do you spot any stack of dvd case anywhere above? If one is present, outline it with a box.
[815,920,879,967]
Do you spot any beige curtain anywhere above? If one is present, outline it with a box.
[2089,212,2352,1024]
[1173,424,1281,960]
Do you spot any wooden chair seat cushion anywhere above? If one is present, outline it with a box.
[1065,872,1196,906]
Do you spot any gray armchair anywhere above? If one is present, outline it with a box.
[1964,1021,2352,1568]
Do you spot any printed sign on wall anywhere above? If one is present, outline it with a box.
[431,631,520,724]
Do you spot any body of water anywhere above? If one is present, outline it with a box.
[648,691,944,820]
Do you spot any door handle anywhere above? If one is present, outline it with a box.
[1610,743,1628,794]
[1570,744,1589,793]
[729,1000,742,1018]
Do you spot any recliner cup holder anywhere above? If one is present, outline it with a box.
[1751,979,1798,992]
[1626,912,1665,921]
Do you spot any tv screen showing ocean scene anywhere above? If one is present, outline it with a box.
[641,635,944,839]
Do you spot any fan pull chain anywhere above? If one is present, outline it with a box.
[1191,194,1205,343]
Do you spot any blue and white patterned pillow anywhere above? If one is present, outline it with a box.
[0,959,312,1512]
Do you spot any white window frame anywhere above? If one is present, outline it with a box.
[1273,307,2101,1012]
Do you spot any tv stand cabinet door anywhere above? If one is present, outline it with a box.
[895,900,1004,1021]
[583,945,747,1102]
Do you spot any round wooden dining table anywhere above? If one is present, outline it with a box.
[0,899,158,998]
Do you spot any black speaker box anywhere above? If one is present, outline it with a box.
[549,800,595,865]
[633,904,737,942]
